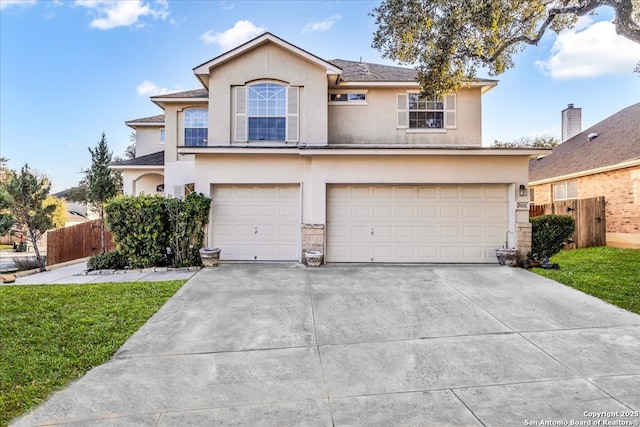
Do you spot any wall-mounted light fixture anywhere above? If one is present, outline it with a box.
[519,184,527,197]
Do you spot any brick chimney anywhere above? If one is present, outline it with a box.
[561,103,582,142]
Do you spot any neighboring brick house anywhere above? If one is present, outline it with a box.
[113,32,542,264]
[529,103,640,248]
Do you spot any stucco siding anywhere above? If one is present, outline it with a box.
[133,173,164,195]
[191,153,529,252]
[328,87,482,145]
[134,127,164,157]
[207,42,329,146]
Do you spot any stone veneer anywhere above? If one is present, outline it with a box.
[301,224,325,264]
[517,222,532,260]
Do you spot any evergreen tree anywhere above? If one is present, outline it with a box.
[86,133,122,252]
[5,164,55,270]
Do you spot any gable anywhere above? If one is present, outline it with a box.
[193,32,341,88]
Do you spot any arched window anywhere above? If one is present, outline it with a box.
[248,83,286,141]
[184,108,208,146]
[235,83,299,143]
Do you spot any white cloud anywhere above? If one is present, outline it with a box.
[74,0,169,30]
[536,20,640,79]
[0,0,36,10]
[302,14,342,33]
[219,1,234,11]
[200,20,266,50]
[136,80,168,96]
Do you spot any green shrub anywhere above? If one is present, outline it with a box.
[87,250,127,270]
[530,214,575,260]
[103,193,211,269]
[105,194,169,268]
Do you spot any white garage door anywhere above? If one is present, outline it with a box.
[327,185,508,263]
[212,185,300,261]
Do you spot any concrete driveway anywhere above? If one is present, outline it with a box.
[12,264,640,426]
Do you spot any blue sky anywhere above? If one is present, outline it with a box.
[1,0,639,193]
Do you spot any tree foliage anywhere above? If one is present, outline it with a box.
[4,164,55,270]
[371,0,640,96]
[0,186,13,236]
[492,135,559,148]
[84,133,122,252]
[44,195,67,229]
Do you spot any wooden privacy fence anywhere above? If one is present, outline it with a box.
[529,196,606,249]
[46,219,115,266]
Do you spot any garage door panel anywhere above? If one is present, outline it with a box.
[374,206,393,217]
[212,185,299,261]
[350,206,371,217]
[440,246,461,258]
[485,186,506,199]
[327,184,507,263]
[417,187,437,199]
[462,226,482,239]
[463,247,484,258]
[440,187,460,198]
[440,206,460,218]
[463,206,482,218]
[462,187,482,198]
[418,206,437,217]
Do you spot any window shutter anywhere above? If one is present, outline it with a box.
[397,93,408,128]
[174,185,184,200]
[235,86,247,142]
[445,94,456,129]
[287,86,299,143]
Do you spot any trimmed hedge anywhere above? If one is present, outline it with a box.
[530,214,575,260]
[87,193,211,270]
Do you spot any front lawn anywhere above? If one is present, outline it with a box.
[0,280,185,426]
[534,247,640,315]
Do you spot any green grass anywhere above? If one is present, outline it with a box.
[0,280,185,426]
[534,247,640,315]
[0,245,13,250]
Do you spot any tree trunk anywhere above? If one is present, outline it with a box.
[28,229,46,272]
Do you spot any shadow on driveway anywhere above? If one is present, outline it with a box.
[12,264,640,426]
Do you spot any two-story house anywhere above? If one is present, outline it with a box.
[114,33,539,264]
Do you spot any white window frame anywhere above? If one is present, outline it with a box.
[397,92,456,132]
[328,90,368,105]
[235,83,298,143]
[184,108,208,147]
[159,128,165,144]
[553,181,578,201]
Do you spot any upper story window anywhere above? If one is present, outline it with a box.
[184,108,208,146]
[397,92,456,131]
[553,181,578,201]
[408,94,444,128]
[329,92,367,104]
[248,83,286,141]
[159,128,165,144]
[235,83,299,143]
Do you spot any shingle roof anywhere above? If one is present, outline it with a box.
[328,59,498,85]
[125,114,165,125]
[530,103,640,182]
[329,59,418,82]
[110,151,165,167]
[151,89,208,99]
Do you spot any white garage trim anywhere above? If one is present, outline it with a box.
[326,184,508,263]
[211,184,301,261]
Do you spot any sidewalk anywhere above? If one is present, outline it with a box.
[1,250,200,285]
